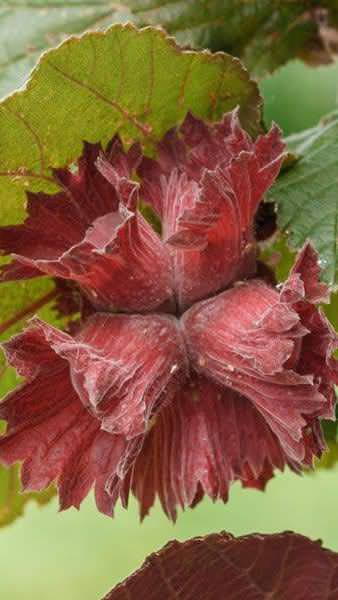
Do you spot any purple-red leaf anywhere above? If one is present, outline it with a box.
[103,532,338,600]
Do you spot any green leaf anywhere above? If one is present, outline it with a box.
[2,1,338,100]
[260,234,296,283]
[0,24,260,351]
[316,442,338,470]
[0,25,260,341]
[268,113,338,287]
[0,278,56,341]
[0,24,261,212]
[0,463,55,528]
[0,0,116,99]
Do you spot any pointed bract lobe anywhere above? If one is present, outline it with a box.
[6,314,188,439]
[0,112,283,313]
[282,243,338,415]
[53,313,188,438]
[183,244,337,463]
[0,316,187,514]
[0,138,173,313]
[0,327,294,521]
[128,377,291,521]
[0,339,133,515]
[104,532,338,600]
[139,109,285,310]
[0,324,96,501]
[0,245,336,521]
[281,242,330,305]
[0,367,126,513]
[0,103,336,526]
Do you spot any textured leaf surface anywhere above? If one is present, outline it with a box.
[151,0,338,76]
[269,114,338,287]
[0,24,260,341]
[2,1,338,98]
[104,531,338,599]
[0,0,116,99]
[0,24,260,215]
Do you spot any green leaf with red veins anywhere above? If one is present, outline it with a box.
[0,24,261,217]
[0,23,260,361]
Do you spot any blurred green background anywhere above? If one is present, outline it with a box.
[1,59,338,599]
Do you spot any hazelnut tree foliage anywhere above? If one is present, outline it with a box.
[1,2,338,597]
